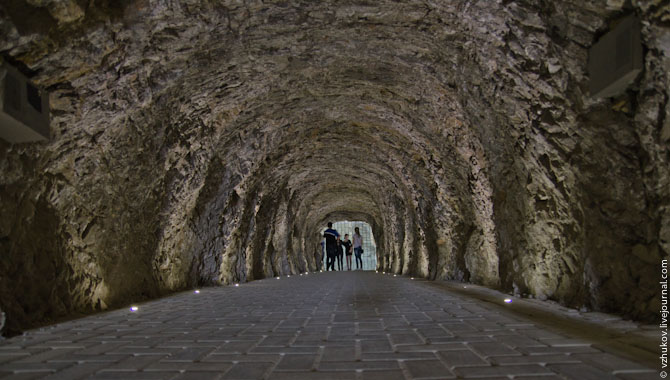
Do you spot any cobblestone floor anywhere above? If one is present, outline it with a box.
[0,271,658,379]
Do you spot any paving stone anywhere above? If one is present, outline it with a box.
[467,342,522,357]
[518,345,600,355]
[250,346,319,354]
[214,341,260,354]
[0,352,30,364]
[203,353,282,363]
[547,363,618,379]
[46,353,128,363]
[162,347,217,362]
[572,353,653,372]
[361,340,393,353]
[173,372,225,380]
[363,352,436,361]
[320,360,400,370]
[98,354,168,371]
[0,272,655,379]
[12,348,81,363]
[427,335,493,344]
[493,334,546,348]
[145,361,233,372]
[321,347,356,362]
[360,369,406,380]
[389,332,424,345]
[106,346,180,356]
[275,354,317,370]
[401,359,454,378]
[0,361,72,373]
[268,371,357,380]
[489,354,579,365]
[258,336,295,347]
[222,361,275,379]
[395,343,465,352]
[437,349,489,367]
[89,370,180,379]
[74,341,132,355]
[0,372,47,379]
[454,364,553,377]
[41,362,110,380]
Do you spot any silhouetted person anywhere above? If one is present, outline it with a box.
[353,227,363,269]
[323,222,339,271]
[336,237,344,271]
[342,234,353,270]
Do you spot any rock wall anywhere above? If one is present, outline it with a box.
[0,0,667,334]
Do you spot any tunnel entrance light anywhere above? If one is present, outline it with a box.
[321,220,377,271]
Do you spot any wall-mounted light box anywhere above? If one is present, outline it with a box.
[588,15,643,99]
[0,62,50,143]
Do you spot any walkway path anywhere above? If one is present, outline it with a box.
[0,271,659,379]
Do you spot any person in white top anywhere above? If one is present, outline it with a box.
[352,227,363,270]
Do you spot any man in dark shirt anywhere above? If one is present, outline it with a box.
[323,222,340,271]
[336,237,344,271]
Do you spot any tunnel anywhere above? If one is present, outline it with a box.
[0,0,668,346]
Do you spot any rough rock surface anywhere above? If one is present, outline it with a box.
[0,0,668,334]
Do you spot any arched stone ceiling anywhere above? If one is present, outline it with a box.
[0,1,668,335]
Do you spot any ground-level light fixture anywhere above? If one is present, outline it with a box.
[504,298,513,304]
[235,283,239,287]
[194,290,200,294]
[130,306,139,312]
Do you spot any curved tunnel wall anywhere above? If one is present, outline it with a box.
[0,1,668,334]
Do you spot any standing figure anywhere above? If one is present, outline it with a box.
[336,237,344,271]
[342,234,353,270]
[323,222,340,271]
[353,227,363,270]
